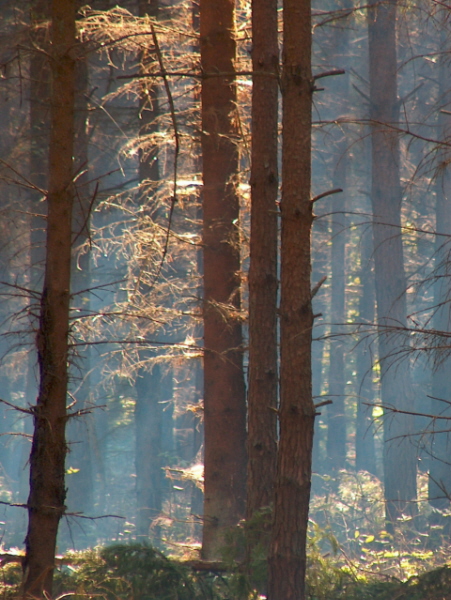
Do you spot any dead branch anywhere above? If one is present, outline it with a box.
[311,188,343,203]
[313,69,345,81]
[365,402,451,421]
[184,559,228,572]
[311,276,327,298]
[143,22,179,293]
[0,398,33,415]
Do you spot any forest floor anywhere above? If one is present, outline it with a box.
[0,536,449,600]
[2,471,451,599]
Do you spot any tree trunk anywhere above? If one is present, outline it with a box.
[429,17,451,512]
[355,212,377,476]
[135,364,164,541]
[368,0,417,526]
[326,139,347,475]
[267,0,314,596]
[246,0,279,519]
[311,220,329,475]
[23,0,76,595]
[65,49,95,535]
[133,0,167,544]
[200,0,247,559]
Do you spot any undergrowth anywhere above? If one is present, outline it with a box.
[1,470,451,599]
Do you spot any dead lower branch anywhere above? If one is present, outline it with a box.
[311,188,343,204]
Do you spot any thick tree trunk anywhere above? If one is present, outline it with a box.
[23,0,76,596]
[200,0,247,560]
[368,0,417,526]
[65,52,95,532]
[267,0,314,596]
[246,0,279,520]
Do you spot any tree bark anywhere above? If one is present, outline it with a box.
[65,48,95,534]
[200,0,247,559]
[267,0,314,596]
[23,0,76,595]
[368,0,417,526]
[246,0,279,519]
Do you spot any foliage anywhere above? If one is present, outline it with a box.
[309,470,451,581]
[0,562,22,600]
[52,544,227,600]
[216,471,451,599]
[0,539,451,600]
[335,566,451,600]
[220,507,272,599]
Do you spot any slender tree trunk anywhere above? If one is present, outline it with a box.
[23,0,76,595]
[135,365,164,541]
[246,0,279,519]
[368,0,417,526]
[326,140,347,475]
[355,214,377,475]
[133,0,167,544]
[200,0,247,559]
[429,18,451,512]
[267,0,314,595]
[311,220,329,474]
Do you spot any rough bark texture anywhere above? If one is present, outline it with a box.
[267,0,314,596]
[200,0,247,560]
[65,51,95,527]
[23,0,76,596]
[368,0,417,525]
[246,0,279,519]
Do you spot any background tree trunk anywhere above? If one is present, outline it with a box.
[429,14,451,515]
[326,138,347,475]
[368,0,417,526]
[135,365,164,541]
[355,215,377,476]
[23,0,76,595]
[267,0,314,595]
[133,0,166,544]
[200,0,247,559]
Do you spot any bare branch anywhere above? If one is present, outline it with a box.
[311,276,327,298]
[311,188,343,204]
[313,69,345,81]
